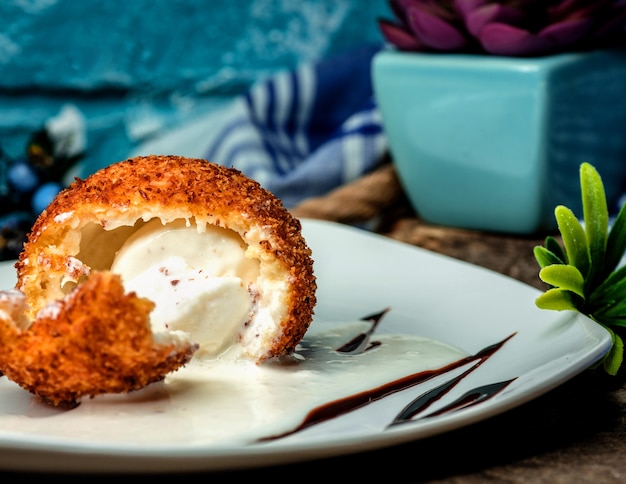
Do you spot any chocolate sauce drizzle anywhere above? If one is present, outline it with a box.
[335,308,389,354]
[389,363,516,427]
[258,310,517,443]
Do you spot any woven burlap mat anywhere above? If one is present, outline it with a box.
[291,162,550,290]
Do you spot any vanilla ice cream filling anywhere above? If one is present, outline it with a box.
[109,218,260,358]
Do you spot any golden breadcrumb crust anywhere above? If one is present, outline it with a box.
[0,271,198,408]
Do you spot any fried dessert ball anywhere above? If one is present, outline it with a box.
[0,155,316,406]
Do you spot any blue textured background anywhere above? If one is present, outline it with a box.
[0,0,388,175]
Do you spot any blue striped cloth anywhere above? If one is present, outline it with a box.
[200,44,387,208]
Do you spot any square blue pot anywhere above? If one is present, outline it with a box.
[373,48,626,234]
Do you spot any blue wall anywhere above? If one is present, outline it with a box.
[0,0,389,174]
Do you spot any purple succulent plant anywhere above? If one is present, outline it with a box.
[378,0,626,57]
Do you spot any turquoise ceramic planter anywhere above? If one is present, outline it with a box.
[373,48,626,234]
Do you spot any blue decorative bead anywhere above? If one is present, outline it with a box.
[32,181,62,215]
[7,158,39,193]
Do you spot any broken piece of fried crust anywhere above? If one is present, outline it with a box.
[0,271,198,408]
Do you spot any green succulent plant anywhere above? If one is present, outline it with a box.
[534,162,626,375]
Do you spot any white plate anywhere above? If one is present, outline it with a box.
[0,218,612,473]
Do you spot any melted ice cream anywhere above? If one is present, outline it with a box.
[110,218,260,357]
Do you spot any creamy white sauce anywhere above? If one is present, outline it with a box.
[0,320,467,447]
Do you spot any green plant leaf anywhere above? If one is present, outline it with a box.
[534,162,625,375]
[598,316,626,328]
[555,205,590,277]
[538,265,585,297]
[593,299,626,322]
[603,329,624,376]
[587,264,626,309]
[535,288,578,311]
[545,235,566,262]
[605,202,626,276]
[533,245,564,269]
[580,162,608,288]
